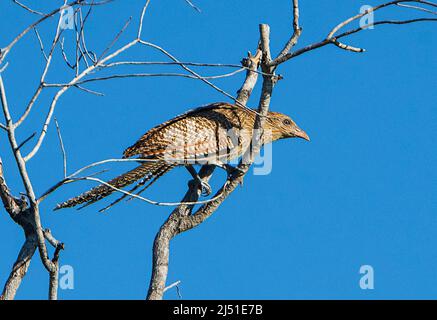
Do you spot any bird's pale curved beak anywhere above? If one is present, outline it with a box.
[295,129,310,141]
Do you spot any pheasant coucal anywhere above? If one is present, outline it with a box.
[55,102,309,210]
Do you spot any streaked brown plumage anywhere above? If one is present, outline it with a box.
[55,102,309,210]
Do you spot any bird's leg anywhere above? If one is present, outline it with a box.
[215,163,245,178]
[186,164,212,196]
[213,163,245,187]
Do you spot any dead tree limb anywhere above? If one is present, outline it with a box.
[146,48,264,300]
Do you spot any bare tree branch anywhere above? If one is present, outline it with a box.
[0,0,110,65]
[137,0,151,39]
[33,27,48,61]
[44,229,63,300]
[397,2,437,14]
[272,0,301,65]
[184,0,201,13]
[96,16,132,63]
[0,236,37,300]
[15,3,68,128]
[1,61,62,300]
[54,118,67,178]
[271,0,437,66]
[0,158,37,300]
[16,132,36,151]
[163,280,181,296]
[146,45,264,300]
[12,0,45,16]
[43,69,246,87]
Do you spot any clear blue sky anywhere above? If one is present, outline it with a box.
[0,1,436,299]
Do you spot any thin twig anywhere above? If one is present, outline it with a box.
[59,38,75,69]
[44,68,245,86]
[103,61,243,68]
[272,0,302,65]
[33,28,48,61]
[74,84,104,96]
[164,280,182,298]
[397,2,437,14]
[100,60,274,77]
[74,8,81,76]
[16,132,36,151]
[97,16,132,63]
[54,118,67,178]
[138,40,260,115]
[336,18,437,39]
[137,0,151,39]
[12,0,45,16]
[0,63,9,74]
[78,4,97,65]
[184,0,201,13]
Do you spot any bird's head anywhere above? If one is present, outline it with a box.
[265,111,310,142]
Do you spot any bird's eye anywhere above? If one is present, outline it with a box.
[282,119,292,126]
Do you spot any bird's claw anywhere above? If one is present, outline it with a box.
[200,180,212,197]
[186,164,212,197]
[189,178,212,197]
[224,164,244,178]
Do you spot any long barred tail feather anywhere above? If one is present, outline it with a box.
[98,164,174,212]
[54,161,174,210]
[127,162,173,200]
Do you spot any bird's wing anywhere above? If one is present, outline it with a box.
[123,103,250,163]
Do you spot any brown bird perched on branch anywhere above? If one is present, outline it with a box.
[55,102,309,211]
